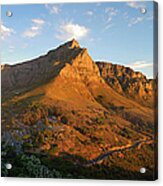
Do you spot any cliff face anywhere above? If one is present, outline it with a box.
[96,62,156,107]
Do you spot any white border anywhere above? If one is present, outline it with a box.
[0,0,153,5]
[0,0,162,185]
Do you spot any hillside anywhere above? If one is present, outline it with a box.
[1,39,157,180]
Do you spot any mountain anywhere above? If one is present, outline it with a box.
[96,62,156,108]
[1,39,157,180]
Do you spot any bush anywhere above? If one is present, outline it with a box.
[96,117,105,125]
[118,128,133,139]
[49,144,58,153]
[18,154,62,178]
[69,147,75,152]
[61,116,68,124]
[22,134,31,140]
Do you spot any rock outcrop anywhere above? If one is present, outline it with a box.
[96,62,156,107]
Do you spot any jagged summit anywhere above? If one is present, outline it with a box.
[67,38,80,49]
[56,38,80,51]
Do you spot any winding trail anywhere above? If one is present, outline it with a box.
[85,139,153,166]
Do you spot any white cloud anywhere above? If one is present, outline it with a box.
[31,26,40,31]
[128,60,153,69]
[23,30,39,38]
[45,4,60,14]
[127,2,146,9]
[86,11,94,16]
[32,18,45,25]
[104,7,118,30]
[23,18,45,38]
[1,24,14,40]
[56,22,89,41]
[107,17,112,23]
[128,16,144,27]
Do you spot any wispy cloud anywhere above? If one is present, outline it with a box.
[104,7,118,30]
[128,60,153,69]
[23,18,45,38]
[123,12,129,20]
[128,16,144,27]
[104,23,114,31]
[127,1,146,9]
[1,23,14,40]
[105,7,118,16]
[56,22,89,41]
[32,19,45,25]
[45,4,60,14]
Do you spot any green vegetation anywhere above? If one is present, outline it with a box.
[69,147,75,152]
[22,134,31,140]
[49,144,58,153]
[22,143,33,149]
[2,145,155,180]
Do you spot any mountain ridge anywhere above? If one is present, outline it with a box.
[2,39,156,111]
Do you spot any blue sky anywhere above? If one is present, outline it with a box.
[1,1,155,78]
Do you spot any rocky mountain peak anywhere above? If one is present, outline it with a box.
[58,38,80,50]
[69,38,80,49]
[1,40,99,94]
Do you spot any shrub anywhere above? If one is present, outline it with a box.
[22,142,33,149]
[22,134,31,140]
[18,154,62,178]
[96,117,105,125]
[61,116,68,124]
[69,147,75,152]
[49,144,58,153]
[118,128,133,139]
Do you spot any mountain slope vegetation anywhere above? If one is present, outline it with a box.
[1,39,157,180]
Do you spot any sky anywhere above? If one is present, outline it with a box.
[1,1,155,78]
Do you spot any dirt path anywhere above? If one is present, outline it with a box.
[85,139,153,166]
